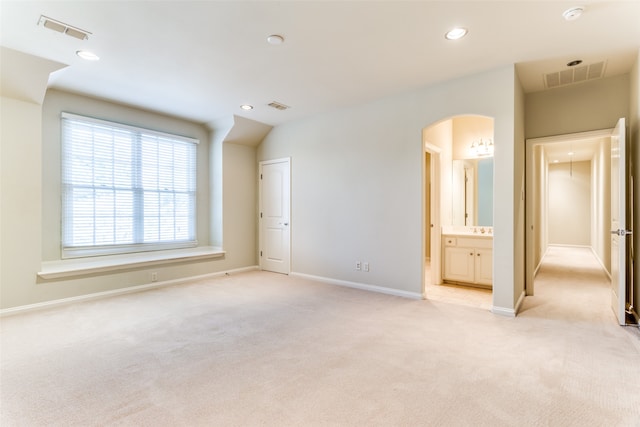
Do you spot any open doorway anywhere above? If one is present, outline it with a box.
[526,129,613,292]
[422,115,494,310]
[525,128,623,321]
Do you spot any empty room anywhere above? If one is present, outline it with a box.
[2,1,640,425]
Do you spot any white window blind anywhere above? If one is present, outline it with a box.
[61,112,198,258]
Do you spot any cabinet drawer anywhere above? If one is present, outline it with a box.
[456,237,492,249]
[444,237,457,246]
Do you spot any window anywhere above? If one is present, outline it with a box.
[61,113,198,258]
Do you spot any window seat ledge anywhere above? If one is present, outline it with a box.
[38,247,225,279]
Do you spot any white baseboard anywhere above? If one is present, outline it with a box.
[491,291,525,318]
[491,305,516,317]
[0,266,259,317]
[290,272,423,300]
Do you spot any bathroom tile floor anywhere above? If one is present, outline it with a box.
[424,260,493,311]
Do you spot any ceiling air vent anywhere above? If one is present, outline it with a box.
[544,61,606,89]
[38,15,91,40]
[267,101,290,111]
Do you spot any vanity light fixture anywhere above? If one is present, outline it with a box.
[445,27,468,41]
[470,138,494,157]
[240,104,254,111]
[76,50,100,61]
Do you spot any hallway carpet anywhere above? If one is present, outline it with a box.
[2,247,639,426]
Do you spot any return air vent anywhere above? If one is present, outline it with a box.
[544,61,605,89]
[38,15,91,40]
[267,101,290,111]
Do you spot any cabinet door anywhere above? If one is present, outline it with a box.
[474,248,493,285]
[443,247,475,282]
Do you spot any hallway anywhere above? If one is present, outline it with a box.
[519,245,616,324]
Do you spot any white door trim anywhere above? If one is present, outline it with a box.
[423,142,442,296]
[525,128,614,296]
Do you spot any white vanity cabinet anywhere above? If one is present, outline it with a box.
[442,235,493,287]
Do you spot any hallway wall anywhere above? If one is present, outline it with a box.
[548,161,591,246]
[525,74,630,138]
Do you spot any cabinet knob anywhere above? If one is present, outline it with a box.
[477,253,480,256]
[470,252,473,256]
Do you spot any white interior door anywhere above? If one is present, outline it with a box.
[610,118,627,325]
[259,158,291,274]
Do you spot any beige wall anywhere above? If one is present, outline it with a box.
[526,74,630,138]
[591,138,611,272]
[548,161,592,246]
[1,54,258,309]
[258,66,522,314]
[513,71,526,307]
[1,96,45,309]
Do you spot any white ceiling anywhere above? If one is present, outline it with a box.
[1,1,639,127]
[543,139,602,163]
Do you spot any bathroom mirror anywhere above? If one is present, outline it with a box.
[452,158,493,226]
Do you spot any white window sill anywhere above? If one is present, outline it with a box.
[38,247,225,279]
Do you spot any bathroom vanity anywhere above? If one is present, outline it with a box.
[442,228,493,288]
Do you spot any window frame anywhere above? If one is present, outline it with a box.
[60,112,199,259]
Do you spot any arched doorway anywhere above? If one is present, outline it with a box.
[422,115,495,309]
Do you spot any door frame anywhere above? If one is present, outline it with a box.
[258,157,291,274]
[610,118,627,325]
[525,128,613,296]
[423,142,442,295]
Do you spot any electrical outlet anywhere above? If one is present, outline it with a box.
[363,262,370,272]
[355,261,361,271]
[151,272,158,282]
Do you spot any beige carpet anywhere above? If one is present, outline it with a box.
[1,246,639,426]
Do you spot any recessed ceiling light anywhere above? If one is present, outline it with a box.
[553,160,559,163]
[563,7,584,21]
[76,50,99,61]
[267,34,284,45]
[568,151,575,156]
[445,27,468,40]
[240,104,254,111]
[567,59,583,67]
